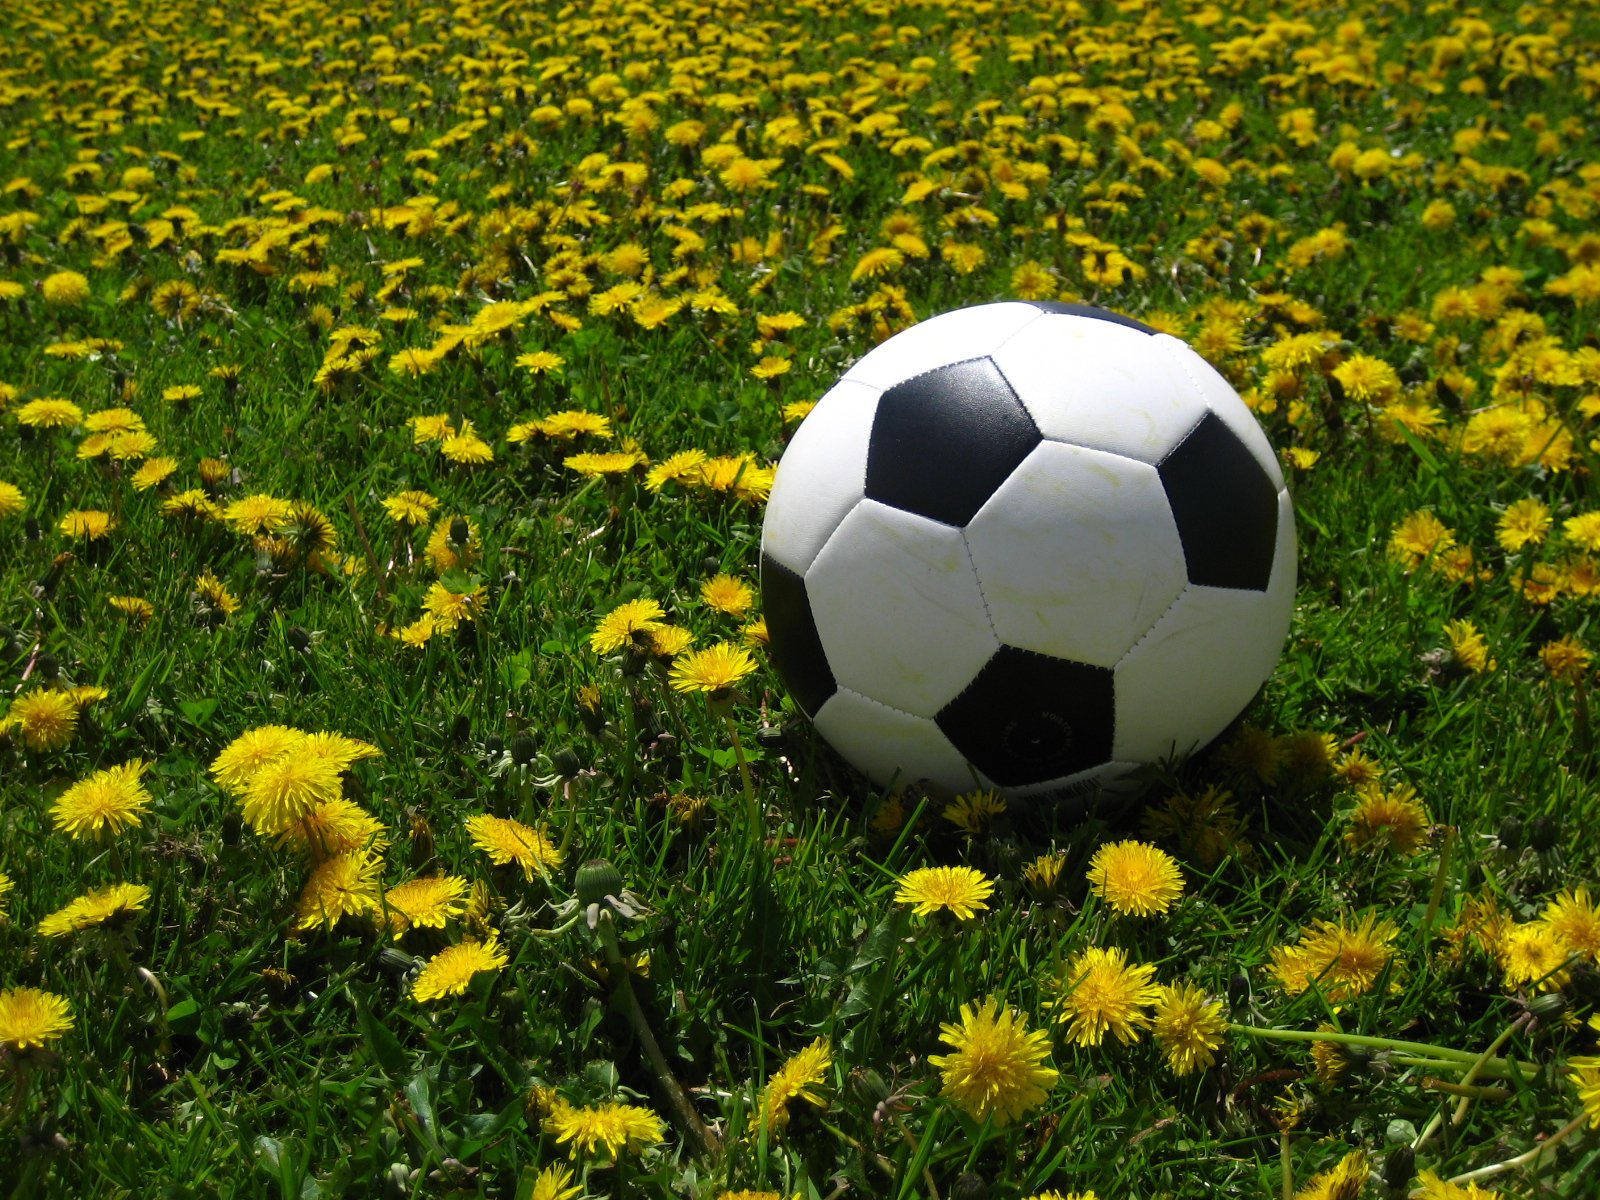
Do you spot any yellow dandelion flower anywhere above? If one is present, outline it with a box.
[1497,498,1551,552]
[516,350,566,375]
[1086,840,1185,917]
[295,851,384,931]
[528,1164,581,1200]
[15,398,84,428]
[38,882,151,937]
[850,246,903,282]
[540,411,611,440]
[279,796,388,860]
[210,724,307,795]
[223,494,292,536]
[644,449,708,491]
[1344,782,1430,854]
[0,987,74,1050]
[1291,1151,1368,1200]
[545,1098,665,1160]
[1444,620,1494,674]
[385,875,470,936]
[422,580,487,631]
[1388,511,1454,570]
[942,789,1007,836]
[668,642,757,694]
[928,997,1057,1125]
[241,752,344,836]
[130,457,177,490]
[59,510,115,540]
[591,598,667,654]
[700,573,755,617]
[380,490,438,525]
[1053,946,1160,1047]
[4,688,80,751]
[412,938,510,1001]
[760,1036,833,1131]
[1151,982,1227,1076]
[51,760,152,839]
[1541,635,1591,683]
[1269,912,1398,1001]
[1570,1058,1600,1130]
[464,813,562,879]
[893,865,994,920]
[1564,512,1600,552]
[1501,922,1571,992]
[41,270,91,307]
[565,449,646,477]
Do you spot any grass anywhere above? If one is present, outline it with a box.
[4,0,1600,1197]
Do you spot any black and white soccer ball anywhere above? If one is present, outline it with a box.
[760,301,1295,803]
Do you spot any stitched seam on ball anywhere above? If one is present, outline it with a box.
[960,530,1000,643]
[1114,584,1191,672]
[893,354,992,389]
[835,684,939,724]
[1158,333,1211,407]
[1154,410,1208,469]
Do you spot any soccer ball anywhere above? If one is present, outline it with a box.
[759,301,1295,803]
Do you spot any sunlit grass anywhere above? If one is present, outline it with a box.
[3,0,1600,1197]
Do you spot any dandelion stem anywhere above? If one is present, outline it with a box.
[1228,1024,1529,1082]
[858,907,910,1065]
[1420,824,1455,942]
[1451,1013,1530,1127]
[720,707,760,833]
[1414,1017,1523,1158]
[1446,1111,1588,1186]
[601,925,721,1161]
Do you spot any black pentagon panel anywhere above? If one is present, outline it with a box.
[760,553,835,717]
[865,357,1041,528]
[936,646,1115,787]
[1158,412,1279,591]
[1021,301,1157,335]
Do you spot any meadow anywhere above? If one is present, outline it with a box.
[2,0,1600,1196]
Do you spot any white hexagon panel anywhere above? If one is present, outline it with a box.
[812,688,981,793]
[840,302,1044,392]
[964,441,1186,668]
[1113,488,1297,763]
[807,499,999,718]
[1156,334,1286,491]
[990,314,1210,464]
[762,379,880,575]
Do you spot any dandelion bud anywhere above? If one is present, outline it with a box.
[449,516,471,546]
[1527,991,1568,1025]
[1527,814,1560,852]
[377,948,418,980]
[484,734,504,757]
[286,625,311,654]
[1497,814,1524,849]
[1382,1144,1415,1191]
[449,713,471,745]
[950,1173,990,1200]
[408,813,435,867]
[551,746,582,777]
[509,731,538,766]
[577,685,606,735]
[576,859,623,907]
[849,1067,890,1106]
[1227,971,1251,1011]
